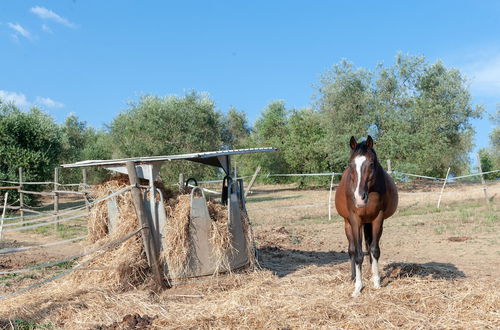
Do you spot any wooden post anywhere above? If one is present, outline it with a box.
[54,167,60,229]
[178,173,184,190]
[386,159,392,174]
[81,168,90,212]
[126,161,165,288]
[244,165,261,198]
[328,172,335,221]
[18,167,24,222]
[1,192,9,240]
[477,153,489,205]
[82,168,88,187]
[437,167,451,209]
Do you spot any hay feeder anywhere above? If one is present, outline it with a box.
[61,148,276,287]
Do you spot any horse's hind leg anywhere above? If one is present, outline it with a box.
[364,223,373,264]
[370,212,384,289]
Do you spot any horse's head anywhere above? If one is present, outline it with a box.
[348,135,379,208]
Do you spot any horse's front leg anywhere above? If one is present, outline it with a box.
[349,213,364,297]
[370,211,384,289]
[343,218,356,281]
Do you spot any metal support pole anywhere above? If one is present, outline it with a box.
[126,161,165,288]
[437,167,451,209]
[1,192,9,240]
[54,167,60,229]
[18,167,24,222]
[386,159,392,175]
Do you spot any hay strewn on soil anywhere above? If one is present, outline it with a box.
[1,262,498,329]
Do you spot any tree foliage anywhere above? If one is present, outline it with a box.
[0,102,62,203]
[317,54,482,177]
[109,92,225,182]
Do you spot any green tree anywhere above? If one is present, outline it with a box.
[317,54,482,177]
[479,106,500,180]
[243,101,290,181]
[283,108,328,175]
[489,106,500,168]
[109,92,224,182]
[0,101,63,204]
[317,60,373,172]
[221,107,251,149]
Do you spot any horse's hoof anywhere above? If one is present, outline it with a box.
[352,283,363,297]
[373,277,381,289]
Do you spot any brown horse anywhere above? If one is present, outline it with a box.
[335,136,398,297]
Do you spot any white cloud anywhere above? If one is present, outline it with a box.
[0,90,30,108]
[30,6,75,28]
[7,22,31,39]
[41,24,53,33]
[35,96,64,108]
[462,53,500,97]
[0,91,65,109]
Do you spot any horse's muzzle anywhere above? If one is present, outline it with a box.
[354,192,368,208]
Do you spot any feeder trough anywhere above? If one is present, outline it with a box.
[61,148,276,285]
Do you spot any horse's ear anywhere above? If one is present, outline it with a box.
[366,135,373,149]
[349,136,357,150]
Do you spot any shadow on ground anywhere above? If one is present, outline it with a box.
[257,246,349,277]
[382,261,466,285]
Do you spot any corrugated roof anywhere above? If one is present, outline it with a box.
[60,147,277,169]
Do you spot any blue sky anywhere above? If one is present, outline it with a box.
[1,1,499,158]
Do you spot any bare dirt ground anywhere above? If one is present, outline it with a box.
[0,181,498,329]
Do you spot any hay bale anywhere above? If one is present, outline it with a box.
[83,175,255,287]
[73,175,148,290]
[162,194,193,279]
[161,195,245,280]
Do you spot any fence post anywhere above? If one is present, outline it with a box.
[328,172,335,221]
[245,165,261,198]
[387,159,392,174]
[178,173,184,190]
[437,167,451,209]
[54,167,60,229]
[18,167,24,222]
[82,168,88,188]
[81,168,90,212]
[477,153,489,205]
[0,192,8,240]
[126,161,165,288]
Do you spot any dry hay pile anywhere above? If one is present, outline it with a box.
[72,175,149,290]
[83,175,253,287]
[1,261,498,329]
[161,191,255,280]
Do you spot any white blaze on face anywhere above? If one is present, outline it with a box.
[354,156,367,206]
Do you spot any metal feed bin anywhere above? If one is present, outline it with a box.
[61,148,276,287]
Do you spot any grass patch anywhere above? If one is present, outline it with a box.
[10,319,55,330]
[294,216,332,225]
[246,195,301,204]
[0,273,38,287]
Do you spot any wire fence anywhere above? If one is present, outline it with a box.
[0,164,500,300]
